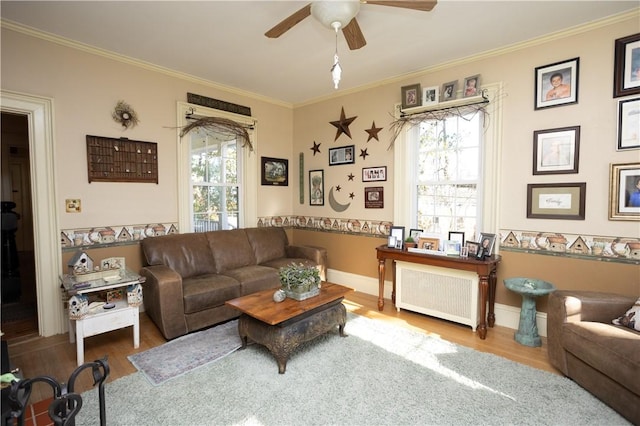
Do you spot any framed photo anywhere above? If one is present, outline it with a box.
[418,237,439,251]
[362,166,387,182]
[533,126,580,175]
[477,233,496,259]
[534,57,579,110]
[364,186,384,208]
[329,145,355,166]
[527,182,586,220]
[422,86,439,106]
[609,162,640,221]
[463,74,480,97]
[390,226,405,250]
[261,157,288,186]
[409,229,423,241]
[448,231,465,246]
[617,97,640,150]
[441,80,458,102]
[465,241,479,257]
[309,169,324,206]
[613,33,640,98]
[401,84,421,109]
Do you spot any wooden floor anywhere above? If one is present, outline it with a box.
[4,291,559,404]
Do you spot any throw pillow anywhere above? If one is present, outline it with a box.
[612,297,640,331]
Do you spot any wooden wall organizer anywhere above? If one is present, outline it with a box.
[86,135,158,183]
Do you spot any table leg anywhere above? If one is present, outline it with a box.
[477,275,489,340]
[377,259,385,311]
[76,320,84,366]
[391,260,396,305]
[487,268,497,328]
[133,308,140,349]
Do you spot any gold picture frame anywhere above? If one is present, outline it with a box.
[418,237,439,251]
[609,162,640,221]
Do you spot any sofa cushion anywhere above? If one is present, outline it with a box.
[612,297,640,331]
[222,265,280,295]
[562,321,640,396]
[245,227,288,264]
[205,229,257,273]
[261,257,317,272]
[141,233,216,279]
[182,274,241,314]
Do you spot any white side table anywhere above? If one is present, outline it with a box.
[61,269,143,366]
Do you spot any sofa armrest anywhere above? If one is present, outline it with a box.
[286,245,328,281]
[140,265,188,340]
[548,290,637,374]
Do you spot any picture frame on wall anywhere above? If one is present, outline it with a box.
[617,97,640,150]
[609,162,640,221]
[534,57,579,110]
[441,80,458,101]
[362,166,387,182]
[463,74,480,97]
[401,84,421,109]
[364,186,384,209]
[309,169,324,206]
[328,145,355,166]
[533,126,580,175]
[613,33,640,98]
[260,157,288,186]
[527,182,586,220]
[422,86,439,106]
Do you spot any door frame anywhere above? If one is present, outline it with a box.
[1,90,64,336]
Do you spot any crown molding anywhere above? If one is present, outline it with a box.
[0,18,294,110]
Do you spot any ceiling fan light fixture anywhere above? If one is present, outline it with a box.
[310,1,360,29]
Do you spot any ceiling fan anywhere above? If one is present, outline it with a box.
[265,1,437,50]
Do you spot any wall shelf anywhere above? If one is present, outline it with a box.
[399,93,489,117]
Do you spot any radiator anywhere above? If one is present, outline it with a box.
[396,261,480,330]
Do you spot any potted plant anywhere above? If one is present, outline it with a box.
[404,236,417,250]
[279,263,321,301]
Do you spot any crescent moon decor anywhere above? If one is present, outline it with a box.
[329,186,351,212]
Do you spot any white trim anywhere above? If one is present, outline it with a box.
[328,268,547,336]
[176,102,258,232]
[1,90,64,336]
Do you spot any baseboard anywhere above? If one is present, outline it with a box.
[327,268,548,337]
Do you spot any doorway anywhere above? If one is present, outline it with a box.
[1,112,38,339]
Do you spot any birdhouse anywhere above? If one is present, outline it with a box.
[68,250,94,274]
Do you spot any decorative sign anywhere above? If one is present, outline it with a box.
[365,187,384,208]
[187,92,251,116]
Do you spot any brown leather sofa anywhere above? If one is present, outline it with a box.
[548,290,640,424]
[140,227,327,340]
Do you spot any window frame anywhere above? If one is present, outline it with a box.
[393,83,502,248]
[176,102,258,233]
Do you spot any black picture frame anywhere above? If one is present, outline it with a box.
[613,33,640,98]
[389,226,405,249]
[527,183,586,220]
[364,186,384,208]
[362,166,387,182]
[617,97,640,150]
[533,126,580,175]
[476,233,496,259]
[409,228,423,241]
[448,231,465,246]
[260,157,288,186]
[329,145,355,166]
[309,169,324,206]
[534,57,579,110]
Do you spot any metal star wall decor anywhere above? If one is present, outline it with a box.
[360,148,369,160]
[347,173,355,181]
[310,141,321,155]
[365,121,383,142]
[330,107,357,141]
[349,192,355,199]
[335,185,342,191]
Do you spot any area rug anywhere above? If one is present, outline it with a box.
[79,313,628,425]
[127,319,241,385]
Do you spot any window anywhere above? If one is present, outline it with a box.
[177,102,258,233]
[415,113,481,241]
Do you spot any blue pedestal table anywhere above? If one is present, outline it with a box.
[504,278,556,347]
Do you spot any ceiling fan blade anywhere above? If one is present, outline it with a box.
[363,1,437,12]
[342,18,367,50]
[265,3,312,38]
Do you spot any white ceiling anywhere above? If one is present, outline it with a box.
[2,1,638,106]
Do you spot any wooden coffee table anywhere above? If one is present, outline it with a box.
[225,283,353,373]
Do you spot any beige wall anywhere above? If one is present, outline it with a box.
[1,13,638,319]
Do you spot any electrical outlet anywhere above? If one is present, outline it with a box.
[66,199,81,213]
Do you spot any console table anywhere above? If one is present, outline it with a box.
[376,245,500,339]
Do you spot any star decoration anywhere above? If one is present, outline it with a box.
[347,173,355,181]
[329,107,357,141]
[359,148,369,160]
[349,192,355,199]
[335,185,342,191]
[310,141,321,155]
[365,121,383,142]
